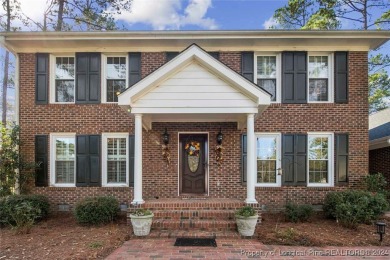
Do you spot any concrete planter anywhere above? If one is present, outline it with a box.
[235,214,258,236]
[130,213,154,236]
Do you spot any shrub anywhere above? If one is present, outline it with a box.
[284,203,313,223]
[323,190,389,228]
[9,201,41,234]
[363,173,387,193]
[235,206,257,217]
[131,208,152,216]
[74,196,119,225]
[0,195,49,227]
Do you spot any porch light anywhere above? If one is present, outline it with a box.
[277,168,283,176]
[217,128,223,145]
[162,128,170,145]
[376,222,386,242]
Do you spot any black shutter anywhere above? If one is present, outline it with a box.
[76,135,101,187]
[166,52,179,62]
[129,135,135,187]
[336,134,349,183]
[35,53,49,104]
[282,52,307,103]
[241,134,247,184]
[35,135,48,186]
[282,134,307,186]
[241,52,254,81]
[129,52,141,87]
[335,52,348,103]
[208,52,220,60]
[75,53,101,104]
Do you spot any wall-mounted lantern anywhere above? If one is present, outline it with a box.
[162,128,170,145]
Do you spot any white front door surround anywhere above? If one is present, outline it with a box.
[121,45,271,204]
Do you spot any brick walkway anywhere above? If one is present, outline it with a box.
[106,238,390,259]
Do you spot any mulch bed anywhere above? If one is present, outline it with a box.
[258,212,390,247]
[0,213,131,259]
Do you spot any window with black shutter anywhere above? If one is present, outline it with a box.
[336,134,349,183]
[35,53,49,104]
[128,52,141,87]
[129,135,135,187]
[241,134,247,184]
[282,52,307,103]
[241,52,254,81]
[76,135,101,187]
[282,134,307,186]
[335,52,349,103]
[75,53,101,104]
[35,135,48,186]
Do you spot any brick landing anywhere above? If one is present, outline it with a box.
[106,238,390,259]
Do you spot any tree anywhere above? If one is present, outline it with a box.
[272,0,390,113]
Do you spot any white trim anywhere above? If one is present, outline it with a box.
[177,132,210,197]
[307,132,334,187]
[254,133,282,187]
[101,54,128,104]
[49,133,76,187]
[369,136,390,150]
[101,133,129,187]
[49,54,76,104]
[254,53,282,103]
[307,53,334,103]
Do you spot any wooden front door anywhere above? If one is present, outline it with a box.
[179,134,207,194]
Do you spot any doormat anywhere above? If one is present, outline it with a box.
[174,238,217,247]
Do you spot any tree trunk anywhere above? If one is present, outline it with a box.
[56,0,65,31]
[2,0,11,125]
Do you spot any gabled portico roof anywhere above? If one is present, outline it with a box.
[118,44,271,130]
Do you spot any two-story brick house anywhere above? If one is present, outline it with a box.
[1,31,389,224]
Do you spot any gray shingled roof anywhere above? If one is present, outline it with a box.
[369,108,390,141]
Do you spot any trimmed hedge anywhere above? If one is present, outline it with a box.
[284,203,313,223]
[323,190,388,228]
[74,196,119,225]
[0,194,50,227]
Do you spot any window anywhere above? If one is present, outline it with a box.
[103,55,128,103]
[51,55,75,103]
[308,54,333,102]
[255,133,281,186]
[308,133,334,186]
[102,133,129,186]
[256,54,280,102]
[50,134,76,187]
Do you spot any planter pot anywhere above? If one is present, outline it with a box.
[235,215,258,236]
[130,213,154,236]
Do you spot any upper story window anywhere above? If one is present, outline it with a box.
[308,54,333,103]
[103,55,128,103]
[51,56,75,103]
[255,54,281,102]
[50,133,76,187]
[255,133,281,187]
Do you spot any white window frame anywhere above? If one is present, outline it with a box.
[307,53,334,103]
[307,132,334,187]
[254,53,281,103]
[101,54,128,103]
[102,133,129,187]
[50,54,76,104]
[50,133,76,187]
[254,133,282,187]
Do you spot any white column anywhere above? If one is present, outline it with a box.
[132,114,144,204]
[245,113,258,204]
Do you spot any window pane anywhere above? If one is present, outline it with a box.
[107,80,126,102]
[257,56,276,78]
[107,57,126,79]
[56,80,75,102]
[55,137,75,184]
[107,138,127,183]
[258,79,276,101]
[309,56,328,78]
[56,57,75,79]
[257,137,276,159]
[257,160,276,183]
[309,79,328,101]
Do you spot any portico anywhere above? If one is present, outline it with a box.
[118,44,271,204]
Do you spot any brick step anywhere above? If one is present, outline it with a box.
[143,199,245,211]
[130,229,252,239]
[152,209,236,220]
[151,219,237,231]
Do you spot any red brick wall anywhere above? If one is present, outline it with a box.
[369,147,390,189]
[18,51,368,211]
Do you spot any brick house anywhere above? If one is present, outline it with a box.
[369,108,390,188]
[1,31,389,227]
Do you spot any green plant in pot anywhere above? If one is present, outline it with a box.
[235,206,258,236]
[129,208,154,236]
